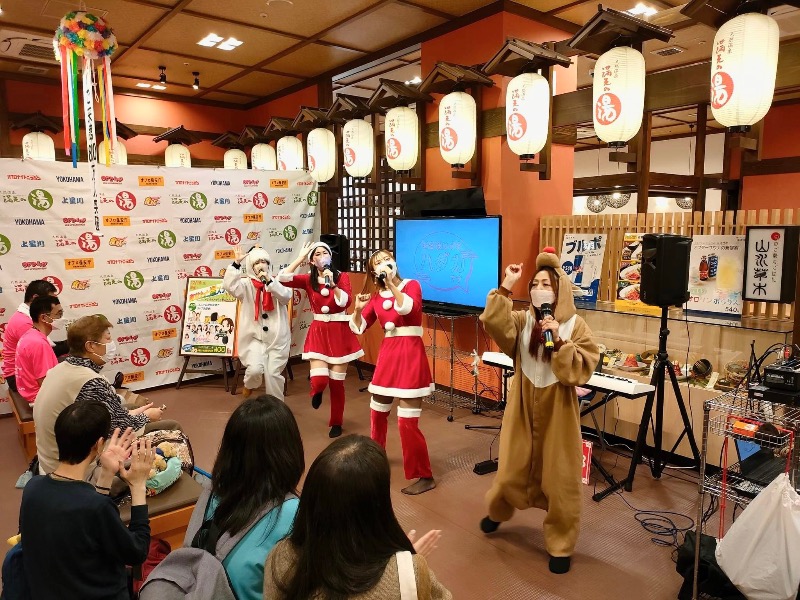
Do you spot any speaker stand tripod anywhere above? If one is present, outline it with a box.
[593,306,702,502]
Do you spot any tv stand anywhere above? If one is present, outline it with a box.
[423,310,482,422]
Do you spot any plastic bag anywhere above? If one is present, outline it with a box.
[716,473,800,600]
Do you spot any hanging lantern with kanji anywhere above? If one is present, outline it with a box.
[439,91,476,167]
[223,148,247,170]
[710,13,779,131]
[277,136,304,171]
[98,137,127,165]
[307,127,336,183]
[343,118,374,178]
[592,46,645,147]
[385,106,418,172]
[165,143,191,168]
[22,132,56,161]
[506,73,550,158]
[251,143,277,170]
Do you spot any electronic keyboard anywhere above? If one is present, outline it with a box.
[482,351,514,370]
[586,372,654,397]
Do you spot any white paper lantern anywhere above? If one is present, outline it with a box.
[306,128,336,183]
[439,91,476,166]
[592,46,645,146]
[97,137,127,165]
[251,143,277,170]
[165,143,191,168]
[342,118,374,178]
[710,13,779,130]
[22,132,55,161]
[506,73,550,158]
[385,106,419,171]
[224,148,247,169]
[277,136,304,171]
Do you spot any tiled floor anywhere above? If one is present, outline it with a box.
[0,364,702,599]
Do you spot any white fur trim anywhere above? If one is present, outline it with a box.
[245,247,271,279]
[370,398,392,412]
[321,305,330,314]
[335,290,349,308]
[384,321,396,331]
[321,287,330,297]
[302,349,364,364]
[309,368,330,378]
[382,299,393,310]
[329,370,347,381]
[313,313,350,322]
[394,293,413,316]
[307,241,332,262]
[384,326,423,338]
[379,279,409,298]
[368,382,435,399]
[349,315,367,335]
[278,272,294,282]
[397,406,422,418]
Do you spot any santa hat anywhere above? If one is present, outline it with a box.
[306,241,332,263]
[534,246,577,322]
[244,247,271,279]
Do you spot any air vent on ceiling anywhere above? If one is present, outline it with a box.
[0,31,58,65]
[19,65,50,75]
[651,45,686,57]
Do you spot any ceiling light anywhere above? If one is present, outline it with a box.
[198,33,224,47]
[626,3,657,17]
[404,75,421,85]
[217,37,243,51]
[136,82,152,88]
[152,84,166,90]
[192,71,200,90]
[158,65,167,85]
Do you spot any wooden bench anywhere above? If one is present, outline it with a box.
[8,388,36,461]
[119,472,202,550]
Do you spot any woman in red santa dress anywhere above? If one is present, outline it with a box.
[279,241,364,438]
[350,249,436,495]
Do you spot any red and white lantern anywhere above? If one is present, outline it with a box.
[343,118,374,178]
[506,73,550,158]
[165,143,191,168]
[385,106,418,171]
[710,13,779,130]
[439,91,476,166]
[251,143,277,170]
[277,135,303,171]
[307,127,336,183]
[223,148,247,170]
[592,46,645,147]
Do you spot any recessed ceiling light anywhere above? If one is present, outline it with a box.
[198,33,224,47]
[152,84,167,90]
[626,3,657,17]
[136,82,152,88]
[217,37,243,51]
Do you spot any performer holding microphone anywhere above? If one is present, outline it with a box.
[223,245,292,400]
[279,241,364,438]
[350,249,436,495]
[479,247,599,574]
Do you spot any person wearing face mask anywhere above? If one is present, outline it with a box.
[33,315,180,476]
[350,249,436,495]
[223,245,292,400]
[14,296,63,405]
[478,247,599,575]
[279,241,364,438]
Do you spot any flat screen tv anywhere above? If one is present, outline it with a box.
[394,216,502,314]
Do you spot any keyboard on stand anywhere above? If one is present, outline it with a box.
[586,372,655,398]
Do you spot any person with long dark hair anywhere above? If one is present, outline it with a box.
[279,241,364,438]
[350,249,435,496]
[263,435,450,599]
[478,248,599,574]
[184,395,304,600]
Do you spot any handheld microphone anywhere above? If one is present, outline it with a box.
[321,259,332,288]
[541,303,555,351]
[377,272,387,285]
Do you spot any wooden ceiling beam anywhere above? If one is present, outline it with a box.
[395,0,456,20]
[502,0,581,34]
[546,0,591,15]
[112,0,195,65]
[135,46,303,80]
[336,61,419,88]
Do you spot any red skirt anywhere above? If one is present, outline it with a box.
[368,336,433,399]
[302,320,364,364]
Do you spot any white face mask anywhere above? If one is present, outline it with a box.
[89,340,117,363]
[314,255,331,271]
[376,260,397,278]
[530,289,555,308]
[45,316,65,330]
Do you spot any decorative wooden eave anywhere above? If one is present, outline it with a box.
[110,120,138,140]
[152,125,201,146]
[238,125,270,146]
[562,6,673,55]
[325,94,372,124]
[680,0,800,29]
[482,38,572,77]
[262,117,296,141]
[367,79,433,112]
[211,131,244,150]
[10,111,62,134]
[418,62,494,95]
[292,106,329,132]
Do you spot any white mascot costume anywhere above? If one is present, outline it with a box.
[222,247,292,399]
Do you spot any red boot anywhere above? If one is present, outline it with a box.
[309,367,329,410]
[397,407,433,480]
[370,398,391,448]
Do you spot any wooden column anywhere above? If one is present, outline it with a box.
[416,101,426,189]
[693,103,707,212]
[540,64,554,181]
[472,83,482,187]
[0,80,11,158]
[317,80,334,234]
[635,112,653,213]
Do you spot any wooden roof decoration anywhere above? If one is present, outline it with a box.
[325,94,372,123]
[367,79,433,111]
[152,125,201,146]
[680,0,800,29]
[292,107,329,131]
[10,111,63,134]
[238,126,270,146]
[482,38,572,77]
[211,131,244,149]
[418,62,494,94]
[563,6,674,56]
[110,120,138,140]
[262,117,297,141]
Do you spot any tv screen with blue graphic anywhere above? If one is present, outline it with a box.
[394,216,501,313]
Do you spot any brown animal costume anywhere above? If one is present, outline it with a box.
[479,248,599,568]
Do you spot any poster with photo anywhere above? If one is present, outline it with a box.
[615,232,660,316]
[687,235,746,315]
[179,277,239,357]
[560,233,606,304]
